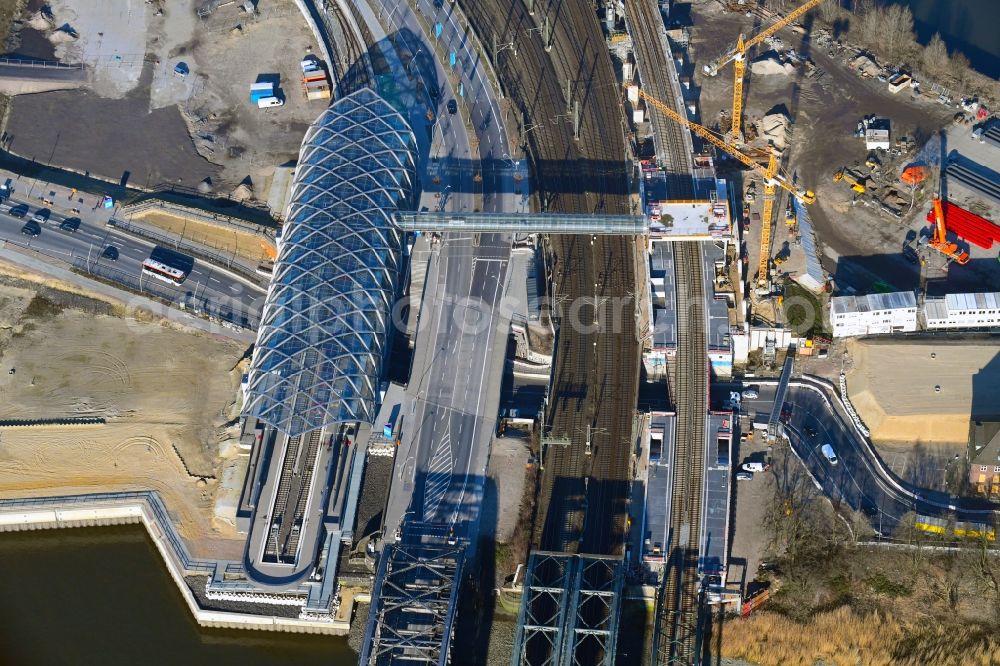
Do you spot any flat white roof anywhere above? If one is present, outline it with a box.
[647,200,730,237]
[946,292,1000,312]
[924,298,949,321]
[830,291,916,316]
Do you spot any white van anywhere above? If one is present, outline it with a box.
[257,96,284,109]
[741,461,767,473]
[821,443,839,465]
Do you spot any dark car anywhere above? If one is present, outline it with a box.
[59,217,81,233]
[447,99,458,115]
[101,245,120,261]
[20,220,40,237]
[32,208,51,224]
[9,203,28,218]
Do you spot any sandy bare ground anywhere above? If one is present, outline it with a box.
[130,209,272,263]
[846,337,1000,445]
[0,278,249,558]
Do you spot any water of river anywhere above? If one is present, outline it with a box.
[0,526,359,666]
[890,0,1000,79]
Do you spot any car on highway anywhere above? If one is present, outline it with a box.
[821,443,839,465]
[32,208,51,224]
[59,217,81,233]
[804,424,818,437]
[736,471,754,481]
[447,99,458,115]
[741,388,759,399]
[20,221,40,237]
[102,245,119,261]
[9,203,28,218]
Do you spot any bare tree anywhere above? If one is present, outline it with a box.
[852,0,875,18]
[922,33,950,78]
[881,4,917,61]
[951,52,972,90]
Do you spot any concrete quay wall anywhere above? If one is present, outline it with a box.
[0,496,350,635]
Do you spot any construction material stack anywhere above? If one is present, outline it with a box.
[301,58,331,101]
[929,201,1000,251]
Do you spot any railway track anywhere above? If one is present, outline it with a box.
[656,241,707,664]
[459,0,639,562]
[622,0,693,197]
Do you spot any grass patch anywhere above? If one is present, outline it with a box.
[0,0,23,46]
[719,607,1000,666]
[865,572,913,598]
[23,294,63,320]
[782,279,829,338]
[495,542,512,571]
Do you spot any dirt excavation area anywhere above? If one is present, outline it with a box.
[845,338,1000,446]
[0,271,249,558]
[686,3,1000,295]
[7,0,323,194]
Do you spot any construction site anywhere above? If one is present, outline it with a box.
[0,0,999,664]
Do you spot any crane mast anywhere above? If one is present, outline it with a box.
[631,87,814,286]
[703,0,825,140]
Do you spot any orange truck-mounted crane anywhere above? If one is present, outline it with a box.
[633,87,815,286]
[929,198,970,265]
[703,0,825,142]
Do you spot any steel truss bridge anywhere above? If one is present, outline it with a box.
[510,552,625,666]
[359,530,466,666]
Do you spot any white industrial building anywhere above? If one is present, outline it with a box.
[830,291,918,338]
[924,292,1000,329]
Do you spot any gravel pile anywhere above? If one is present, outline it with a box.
[354,457,394,542]
[347,602,370,653]
[485,617,516,666]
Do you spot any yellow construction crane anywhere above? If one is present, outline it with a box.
[634,87,815,285]
[703,0,825,141]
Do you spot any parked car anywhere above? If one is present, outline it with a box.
[59,217,81,233]
[742,461,767,473]
[741,388,759,399]
[32,208,50,224]
[821,443,839,465]
[101,245,119,261]
[173,61,189,77]
[257,96,283,109]
[20,220,40,237]
[447,99,458,115]
[735,471,754,481]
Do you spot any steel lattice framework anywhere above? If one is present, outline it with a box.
[244,87,416,436]
[511,552,624,666]
[359,539,466,666]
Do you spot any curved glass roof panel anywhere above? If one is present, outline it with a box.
[244,88,415,436]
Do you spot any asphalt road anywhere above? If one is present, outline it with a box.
[734,379,996,536]
[0,196,266,320]
[414,234,510,525]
